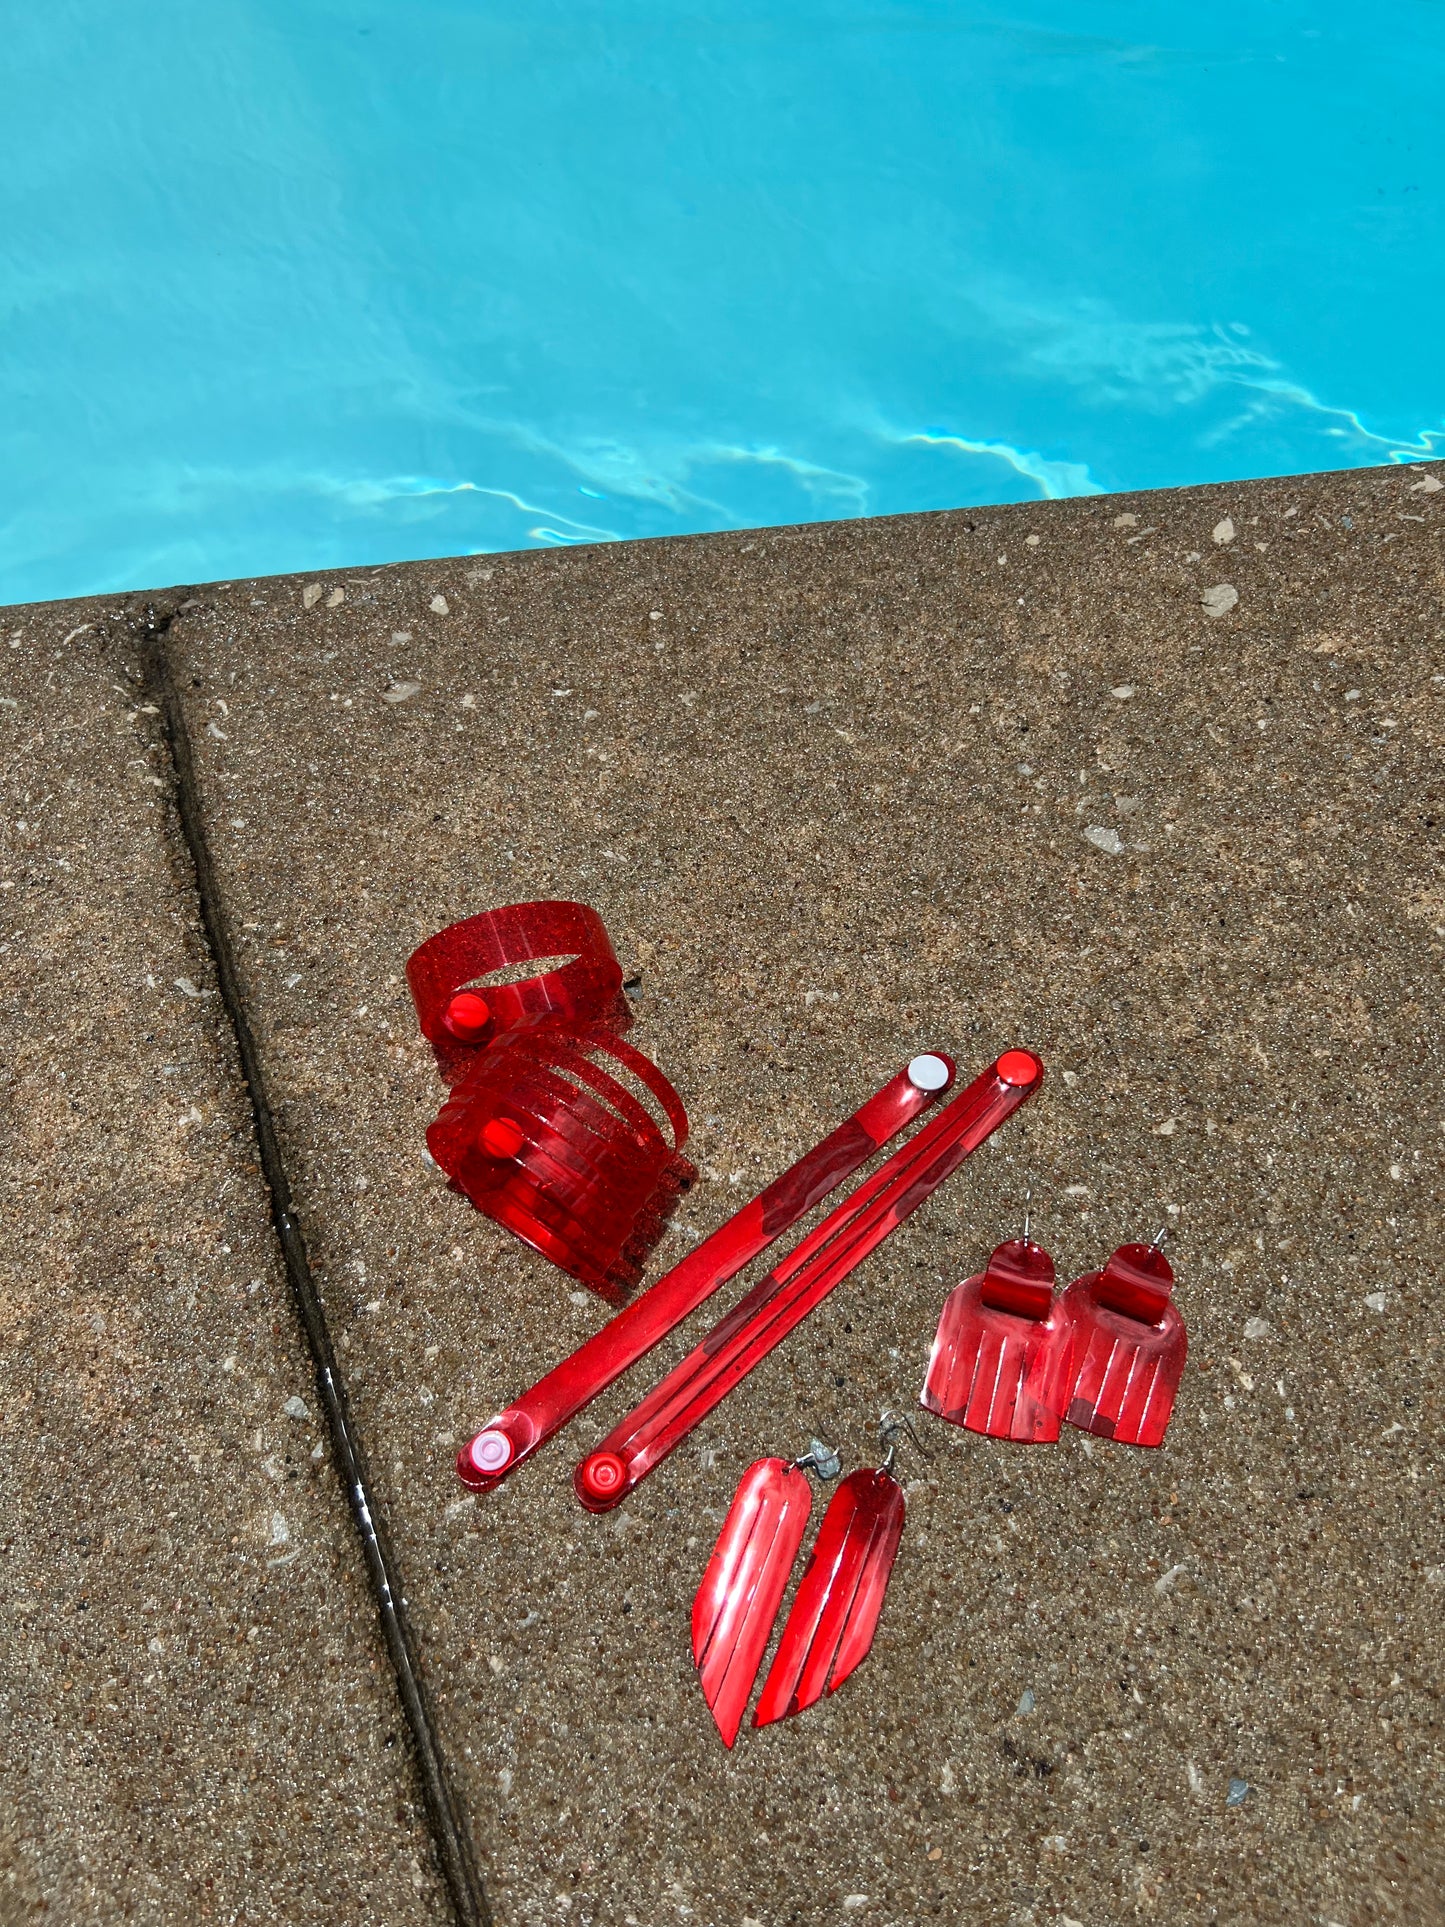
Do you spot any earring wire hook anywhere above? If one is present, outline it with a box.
[878,1409,931,1474]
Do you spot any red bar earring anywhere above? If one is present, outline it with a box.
[458,1056,953,1491]
[575,1050,1043,1510]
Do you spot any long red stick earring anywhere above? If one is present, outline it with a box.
[458,1056,953,1491]
[575,1050,1043,1510]
[920,1195,1072,1442]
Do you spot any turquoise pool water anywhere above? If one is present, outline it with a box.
[3,1,1443,605]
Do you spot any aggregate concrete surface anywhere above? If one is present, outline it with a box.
[125,463,1440,1927]
[3,465,1442,1927]
[0,610,447,1922]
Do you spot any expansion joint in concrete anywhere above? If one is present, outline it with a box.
[124,599,491,1927]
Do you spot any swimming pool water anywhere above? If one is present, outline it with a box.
[3,1,1443,604]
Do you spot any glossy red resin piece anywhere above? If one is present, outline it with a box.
[409,902,695,1303]
[426,1023,694,1304]
[457,1057,954,1490]
[574,1049,1043,1510]
[407,900,628,1084]
[444,989,494,1043]
[921,1237,1071,1443]
[1057,1243,1187,1447]
[693,1458,813,1748]
[752,1467,905,1726]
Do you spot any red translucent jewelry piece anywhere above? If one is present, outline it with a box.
[426,1023,695,1304]
[692,1457,814,1748]
[407,899,629,1083]
[920,1235,1072,1442]
[1057,1239,1187,1447]
[409,901,694,1303]
[752,1466,906,1727]
[457,1055,954,1490]
[574,1049,1043,1510]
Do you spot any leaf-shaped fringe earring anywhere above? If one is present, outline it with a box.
[753,1415,924,1728]
[692,1442,840,1747]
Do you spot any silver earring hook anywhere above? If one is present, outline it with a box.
[878,1410,931,1475]
[1149,1223,1171,1253]
[1022,1186,1033,1247]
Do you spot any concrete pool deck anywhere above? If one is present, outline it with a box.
[2,463,1441,1925]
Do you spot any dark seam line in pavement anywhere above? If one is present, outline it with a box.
[132,603,491,1927]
